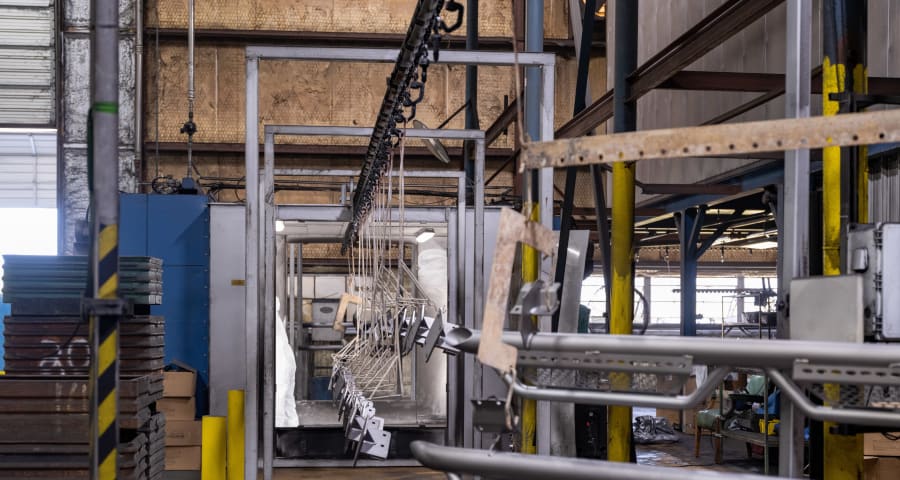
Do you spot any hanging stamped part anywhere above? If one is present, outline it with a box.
[478,208,558,374]
[510,280,560,347]
[401,307,424,356]
[422,311,444,362]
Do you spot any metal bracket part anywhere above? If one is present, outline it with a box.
[472,398,512,433]
[511,280,560,347]
[82,298,133,317]
[422,311,444,363]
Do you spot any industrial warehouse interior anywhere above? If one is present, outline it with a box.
[2,0,900,478]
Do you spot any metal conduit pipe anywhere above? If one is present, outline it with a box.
[767,369,900,428]
[443,328,900,369]
[410,441,773,480]
[503,367,730,409]
[135,0,143,176]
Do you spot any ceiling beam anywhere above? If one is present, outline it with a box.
[555,0,784,139]
[149,29,606,57]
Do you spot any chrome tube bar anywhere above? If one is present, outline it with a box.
[410,441,772,480]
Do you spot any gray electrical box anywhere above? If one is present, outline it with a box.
[847,223,900,341]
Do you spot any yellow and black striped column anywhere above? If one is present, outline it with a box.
[91,223,120,480]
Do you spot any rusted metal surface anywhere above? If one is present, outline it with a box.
[477,208,557,373]
[521,109,900,171]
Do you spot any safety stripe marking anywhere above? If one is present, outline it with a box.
[98,449,116,479]
[98,329,117,376]
[98,273,118,300]
[98,389,116,433]
[98,225,118,259]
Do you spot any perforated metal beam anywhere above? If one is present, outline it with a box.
[521,108,900,171]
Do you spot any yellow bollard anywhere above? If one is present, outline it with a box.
[227,390,245,480]
[201,416,226,480]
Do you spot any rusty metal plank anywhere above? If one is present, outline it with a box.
[521,109,900,171]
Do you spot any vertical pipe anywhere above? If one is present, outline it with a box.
[520,0,543,453]
[608,0,637,464]
[464,0,478,200]
[262,134,276,480]
[822,2,864,478]
[243,54,259,480]
[186,0,195,178]
[135,0,143,178]
[89,0,120,475]
[202,416,227,480]
[779,1,811,476]
[227,391,245,480]
[847,1,868,223]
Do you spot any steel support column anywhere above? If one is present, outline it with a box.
[822,2,865,477]
[778,0,811,476]
[88,0,121,476]
[675,207,702,337]
[522,0,546,456]
[608,0,637,464]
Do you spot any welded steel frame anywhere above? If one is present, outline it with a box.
[244,47,556,476]
[253,124,484,474]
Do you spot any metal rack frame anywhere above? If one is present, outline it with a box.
[244,47,557,477]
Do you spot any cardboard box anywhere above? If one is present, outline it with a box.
[158,397,196,421]
[865,433,900,457]
[166,420,202,446]
[163,371,197,398]
[864,456,900,479]
[165,446,201,471]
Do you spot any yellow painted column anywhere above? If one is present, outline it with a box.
[520,202,540,454]
[608,161,635,462]
[202,416,227,480]
[822,55,864,480]
[227,390,245,480]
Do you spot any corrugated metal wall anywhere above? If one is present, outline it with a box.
[608,1,900,204]
[0,130,56,207]
[0,0,55,126]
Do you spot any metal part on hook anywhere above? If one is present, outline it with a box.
[510,280,560,347]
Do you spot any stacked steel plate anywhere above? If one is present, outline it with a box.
[1,255,163,306]
[0,255,167,478]
[0,377,165,479]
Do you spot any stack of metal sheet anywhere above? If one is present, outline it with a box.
[1,255,163,305]
[3,316,165,377]
[0,376,165,479]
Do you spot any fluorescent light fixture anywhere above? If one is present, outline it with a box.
[745,240,778,250]
[415,227,435,243]
[275,220,285,232]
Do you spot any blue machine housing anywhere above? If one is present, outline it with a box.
[120,193,210,416]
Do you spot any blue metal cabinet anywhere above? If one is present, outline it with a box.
[120,193,210,416]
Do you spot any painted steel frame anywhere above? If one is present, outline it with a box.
[244,47,556,476]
